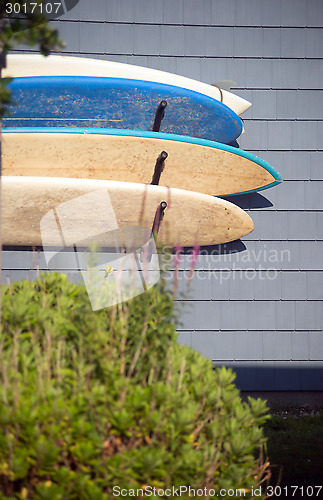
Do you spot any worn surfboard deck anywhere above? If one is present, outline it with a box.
[2,176,254,247]
[2,128,282,197]
[4,54,251,116]
[4,76,243,144]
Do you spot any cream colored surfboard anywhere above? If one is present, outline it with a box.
[4,54,251,116]
[2,129,282,197]
[1,177,254,247]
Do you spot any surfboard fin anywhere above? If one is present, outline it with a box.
[153,100,167,132]
[211,80,237,91]
[140,201,167,263]
[151,151,168,185]
[151,201,167,235]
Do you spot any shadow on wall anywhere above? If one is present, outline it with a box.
[3,239,247,256]
[182,239,247,255]
[214,362,323,391]
[221,192,273,210]
[227,139,240,149]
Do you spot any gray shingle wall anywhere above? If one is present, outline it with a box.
[5,0,323,390]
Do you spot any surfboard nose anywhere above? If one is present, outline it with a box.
[222,201,255,242]
[238,207,254,238]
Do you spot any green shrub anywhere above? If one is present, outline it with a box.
[0,272,269,499]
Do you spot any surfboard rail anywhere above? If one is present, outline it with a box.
[4,54,251,116]
[1,176,255,247]
[5,75,243,144]
[2,127,283,197]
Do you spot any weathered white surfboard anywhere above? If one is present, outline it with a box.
[1,176,254,247]
[2,128,282,197]
[4,54,251,116]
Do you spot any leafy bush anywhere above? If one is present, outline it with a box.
[0,272,269,499]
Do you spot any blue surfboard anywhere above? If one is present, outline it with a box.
[4,76,243,144]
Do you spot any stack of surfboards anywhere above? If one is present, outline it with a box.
[2,55,282,248]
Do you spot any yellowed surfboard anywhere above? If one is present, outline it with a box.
[2,177,254,247]
[2,129,282,197]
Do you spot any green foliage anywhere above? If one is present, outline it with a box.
[264,412,323,488]
[0,272,270,499]
[0,77,13,118]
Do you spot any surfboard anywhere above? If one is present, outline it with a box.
[1,177,254,247]
[2,127,283,197]
[4,76,243,144]
[4,54,251,116]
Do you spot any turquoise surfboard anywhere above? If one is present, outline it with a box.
[2,127,282,197]
[5,76,243,144]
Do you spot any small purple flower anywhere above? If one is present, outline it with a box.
[173,245,184,270]
[172,245,183,295]
[188,242,200,280]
